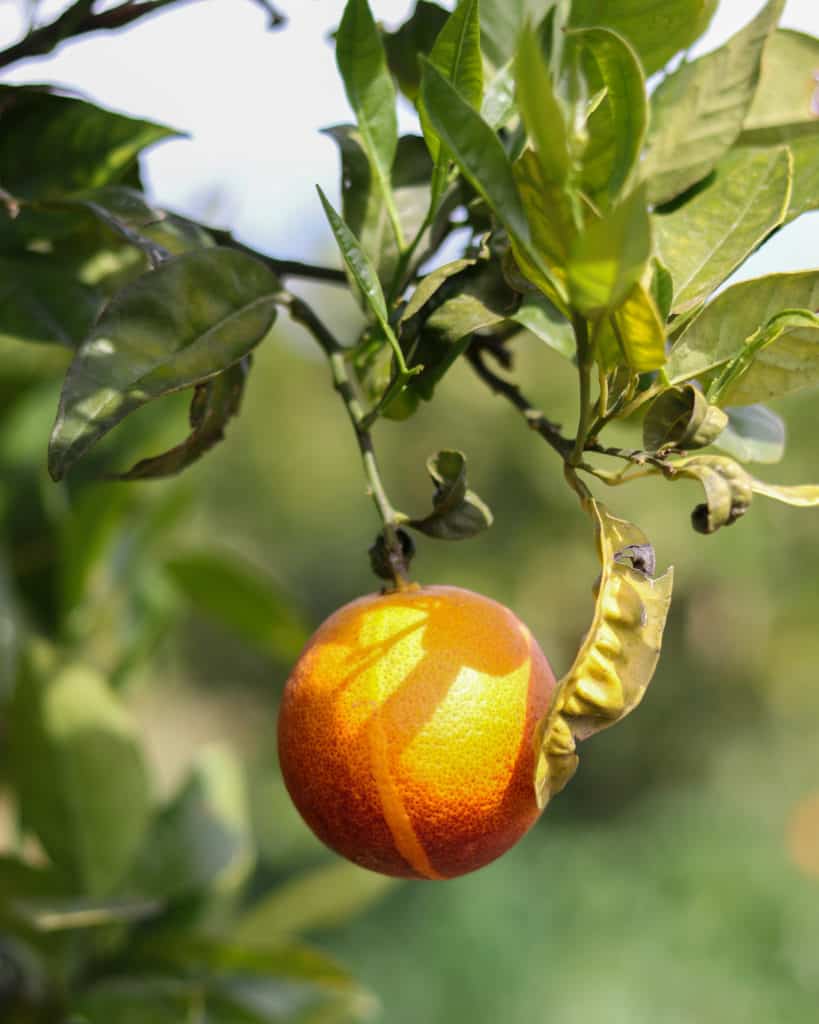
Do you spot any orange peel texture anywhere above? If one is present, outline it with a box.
[277,585,555,880]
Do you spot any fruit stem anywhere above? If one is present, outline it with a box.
[278,289,410,589]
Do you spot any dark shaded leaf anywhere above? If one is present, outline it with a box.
[0,253,102,347]
[48,247,279,480]
[408,449,493,539]
[643,384,728,452]
[384,1,449,100]
[512,293,575,360]
[672,454,754,533]
[0,85,176,200]
[114,359,250,480]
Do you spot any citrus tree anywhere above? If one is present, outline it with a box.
[2,0,819,1020]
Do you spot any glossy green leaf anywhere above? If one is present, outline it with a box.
[482,58,517,129]
[567,185,651,318]
[654,146,792,314]
[595,282,666,372]
[569,26,647,201]
[419,0,483,205]
[9,658,151,896]
[515,20,570,186]
[751,479,819,507]
[672,454,753,533]
[535,501,673,807]
[643,0,785,205]
[383,1,449,101]
[569,0,717,76]
[401,257,477,325]
[715,405,786,464]
[131,746,253,901]
[0,253,102,347]
[114,359,250,480]
[0,85,176,200]
[408,449,493,540]
[666,271,819,384]
[741,29,819,144]
[336,0,402,246]
[48,247,279,481]
[420,59,531,245]
[512,292,575,360]
[164,549,308,661]
[235,861,396,944]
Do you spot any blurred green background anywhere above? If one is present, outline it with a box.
[3,273,818,1021]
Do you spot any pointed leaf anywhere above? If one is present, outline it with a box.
[567,185,651,318]
[751,480,819,507]
[666,271,819,384]
[512,293,575,360]
[515,20,570,186]
[595,281,666,372]
[9,658,151,896]
[48,247,279,480]
[569,0,717,77]
[336,0,402,243]
[534,501,673,808]
[715,405,786,464]
[643,0,785,205]
[654,146,792,314]
[383,1,449,101]
[741,29,819,144]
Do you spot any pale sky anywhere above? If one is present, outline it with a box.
[0,0,817,276]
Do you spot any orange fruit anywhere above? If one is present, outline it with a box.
[278,584,555,880]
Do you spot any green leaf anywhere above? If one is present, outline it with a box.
[783,134,819,223]
[131,746,253,901]
[9,658,151,896]
[569,26,647,202]
[383,1,449,101]
[750,479,819,507]
[235,861,396,944]
[164,550,308,662]
[567,185,651,318]
[482,58,517,129]
[666,271,819,384]
[717,310,819,406]
[741,29,819,144]
[114,358,250,480]
[47,247,279,480]
[479,0,530,68]
[405,260,517,401]
[420,59,531,245]
[420,0,483,169]
[672,454,754,534]
[336,0,403,246]
[0,85,176,200]
[512,292,575,360]
[10,895,160,933]
[408,449,493,540]
[0,553,19,702]
[401,256,478,324]
[0,253,102,347]
[715,405,786,464]
[569,0,717,77]
[595,282,666,372]
[515,20,570,186]
[642,384,728,452]
[643,0,785,205]
[654,146,793,314]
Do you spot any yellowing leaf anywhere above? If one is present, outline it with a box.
[750,480,819,507]
[535,501,673,809]
[596,281,666,372]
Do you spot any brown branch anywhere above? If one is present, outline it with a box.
[210,229,347,286]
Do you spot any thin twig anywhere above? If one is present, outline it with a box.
[211,229,347,286]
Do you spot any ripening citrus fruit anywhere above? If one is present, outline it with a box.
[278,584,555,879]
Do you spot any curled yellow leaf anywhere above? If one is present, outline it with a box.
[534,500,674,809]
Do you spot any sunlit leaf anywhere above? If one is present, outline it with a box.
[569,0,717,77]
[643,0,785,204]
[715,405,786,464]
[654,146,792,314]
[750,479,819,507]
[48,247,279,480]
[741,29,819,144]
[515,19,570,186]
[511,150,574,303]
[595,281,666,372]
[336,0,402,245]
[666,271,819,384]
[9,657,151,896]
[534,501,673,809]
[567,185,651,318]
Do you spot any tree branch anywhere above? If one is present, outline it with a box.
[211,229,347,286]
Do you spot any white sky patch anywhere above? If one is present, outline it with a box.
[0,0,817,274]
